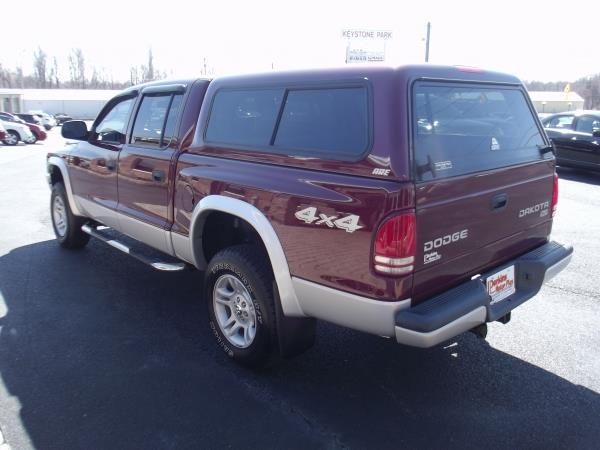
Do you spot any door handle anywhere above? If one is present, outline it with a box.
[97,159,116,171]
[152,169,165,182]
[491,193,508,210]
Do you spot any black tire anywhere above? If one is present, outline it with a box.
[2,130,19,146]
[50,182,90,249]
[205,245,278,367]
[27,134,38,144]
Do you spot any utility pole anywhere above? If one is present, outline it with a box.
[425,22,431,63]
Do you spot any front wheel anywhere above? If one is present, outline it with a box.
[26,134,38,144]
[51,182,90,249]
[205,245,278,367]
[2,130,19,146]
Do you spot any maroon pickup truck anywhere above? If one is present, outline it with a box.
[46,65,573,366]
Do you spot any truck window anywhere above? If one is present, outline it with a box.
[274,87,369,159]
[131,93,183,148]
[413,83,547,181]
[163,94,183,145]
[206,89,283,146]
[95,97,134,144]
[205,85,370,160]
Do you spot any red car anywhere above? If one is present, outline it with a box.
[0,112,47,143]
[0,123,6,142]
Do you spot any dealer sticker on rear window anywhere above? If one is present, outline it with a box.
[487,265,516,305]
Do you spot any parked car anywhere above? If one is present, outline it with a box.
[0,112,47,143]
[54,113,73,125]
[16,113,43,127]
[0,122,6,143]
[541,111,600,171]
[29,110,57,130]
[47,65,572,367]
[0,119,34,145]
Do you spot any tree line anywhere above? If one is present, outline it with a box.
[2,47,599,109]
[0,47,168,90]
[525,75,600,109]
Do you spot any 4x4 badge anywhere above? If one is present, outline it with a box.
[295,207,363,233]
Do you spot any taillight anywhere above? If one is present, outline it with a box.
[551,173,559,217]
[373,212,416,275]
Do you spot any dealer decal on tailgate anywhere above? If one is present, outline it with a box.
[487,265,516,305]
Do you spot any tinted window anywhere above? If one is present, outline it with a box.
[131,95,171,146]
[413,83,546,181]
[206,89,283,146]
[274,87,369,158]
[95,97,134,143]
[575,116,600,134]
[163,94,183,144]
[131,94,183,148]
[545,115,575,129]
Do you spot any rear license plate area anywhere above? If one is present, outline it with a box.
[486,265,516,305]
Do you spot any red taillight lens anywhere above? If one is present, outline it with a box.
[373,212,416,275]
[551,173,559,217]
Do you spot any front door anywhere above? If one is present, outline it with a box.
[116,87,185,253]
[68,95,136,228]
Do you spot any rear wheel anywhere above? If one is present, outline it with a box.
[26,134,38,144]
[205,245,278,367]
[51,182,90,249]
[2,130,19,146]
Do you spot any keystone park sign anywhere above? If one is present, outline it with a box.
[342,29,393,40]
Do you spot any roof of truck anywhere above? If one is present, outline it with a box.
[209,64,523,86]
[122,65,522,95]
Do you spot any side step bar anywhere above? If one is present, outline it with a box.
[81,224,186,272]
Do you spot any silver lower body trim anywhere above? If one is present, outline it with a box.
[291,277,411,337]
[171,232,195,266]
[394,307,486,348]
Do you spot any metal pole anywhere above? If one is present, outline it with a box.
[425,22,431,63]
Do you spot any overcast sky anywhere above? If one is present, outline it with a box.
[2,0,598,83]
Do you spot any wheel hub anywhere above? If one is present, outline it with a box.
[213,274,257,348]
[52,196,68,237]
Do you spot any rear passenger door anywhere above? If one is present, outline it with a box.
[117,85,185,253]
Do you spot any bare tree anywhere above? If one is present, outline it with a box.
[130,66,139,85]
[68,48,86,88]
[15,66,24,88]
[0,63,12,88]
[144,48,155,82]
[52,56,60,88]
[33,47,48,88]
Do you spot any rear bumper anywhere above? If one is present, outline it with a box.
[394,241,573,347]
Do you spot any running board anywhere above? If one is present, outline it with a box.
[81,224,186,272]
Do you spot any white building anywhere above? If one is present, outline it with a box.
[0,89,24,113]
[528,91,585,114]
[0,88,120,119]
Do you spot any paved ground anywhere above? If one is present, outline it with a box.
[0,130,599,449]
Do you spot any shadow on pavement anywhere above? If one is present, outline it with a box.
[557,166,600,186]
[0,240,599,449]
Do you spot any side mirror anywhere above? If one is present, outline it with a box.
[593,129,600,138]
[62,120,88,140]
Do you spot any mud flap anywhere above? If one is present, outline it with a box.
[273,281,316,359]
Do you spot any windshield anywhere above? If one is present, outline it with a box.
[413,82,547,181]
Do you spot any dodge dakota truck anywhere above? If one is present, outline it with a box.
[47,65,573,366]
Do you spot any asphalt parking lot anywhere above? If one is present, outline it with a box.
[0,130,599,450]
